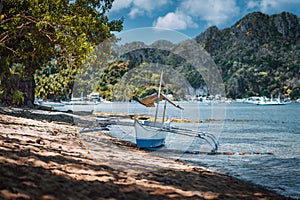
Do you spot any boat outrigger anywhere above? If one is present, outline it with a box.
[80,111,219,151]
[80,70,219,151]
[133,70,183,148]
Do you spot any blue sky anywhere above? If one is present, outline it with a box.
[108,0,300,43]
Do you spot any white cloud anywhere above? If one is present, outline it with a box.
[110,0,133,12]
[260,0,300,13]
[246,0,300,14]
[112,0,300,33]
[179,0,240,26]
[153,12,198,30]
[261,0,285,12]
[247,1,260,9]
[153,0,240,30]
[110,0,170,19]
[133,0,169,12]
[128,7,144,19]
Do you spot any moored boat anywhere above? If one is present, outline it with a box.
[134,70,183,148]
[134,119,167,148]
[256,94,286,105]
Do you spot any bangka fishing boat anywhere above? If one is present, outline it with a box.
[134,71,183,148]
[79,70,219,151]
[134,94,184,148]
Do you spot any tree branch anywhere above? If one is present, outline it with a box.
[3,45,17,54]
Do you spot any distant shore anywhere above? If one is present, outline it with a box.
[0,106,292,199]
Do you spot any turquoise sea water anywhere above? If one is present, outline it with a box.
[59,102,300,198]
[177,103,300,199]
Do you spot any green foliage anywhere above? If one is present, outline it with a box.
[0,89,4,102]
[119,46,205,95]
[96,12,300,101]
[137,87,157,99]
[196,12,300,99]
[96,61,130,100]
[290,87,300,100]
[0,0,122,105]
[12,89,24,106]
[107,63,190,101]
[0,63,32,105]
[34,62,76,100]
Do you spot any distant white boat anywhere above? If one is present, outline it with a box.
[61,99,100,105]
[244,95,286,105]
[244,96,262,104]
[35,99,73,112]
[256,94,286,106]
[62,92,101,105]
[256,98,286,105]
[38,100,65,107]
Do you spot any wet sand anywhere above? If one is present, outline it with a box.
[0,107,290,199]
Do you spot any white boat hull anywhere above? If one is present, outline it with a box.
[134,120,167,148]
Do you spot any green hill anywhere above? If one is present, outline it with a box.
[83,12,300,101]
[195,12,300,99]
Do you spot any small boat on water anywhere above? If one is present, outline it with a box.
[79,71,219,151]
[134,70,183,148]
[34,99,67,111]
[256,95,286,106]
[134,119,168,148]
[244,95,286,105]
[61,99,100,105]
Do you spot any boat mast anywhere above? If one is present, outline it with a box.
[162,88,168,124]
[154,70,163,126]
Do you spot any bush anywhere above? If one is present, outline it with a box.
[12,90,24,106]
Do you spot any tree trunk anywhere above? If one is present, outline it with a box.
[17,75,35,107]
[1,73,35,107]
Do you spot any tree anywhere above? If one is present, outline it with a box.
[0,0,122,106]
[96,60,130,100]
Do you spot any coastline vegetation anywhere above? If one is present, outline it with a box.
[0,0,122,106]
[1,2,300,107]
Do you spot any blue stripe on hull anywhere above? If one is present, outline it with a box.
[136,138,165,148]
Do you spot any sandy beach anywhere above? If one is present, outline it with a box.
[0,107,290,200]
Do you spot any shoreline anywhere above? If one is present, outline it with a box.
[0,106,292,199]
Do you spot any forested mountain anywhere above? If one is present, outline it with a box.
[195,12,300,99]
[4,7,298,104]
[97,40,210,101]
[102,12,300,100]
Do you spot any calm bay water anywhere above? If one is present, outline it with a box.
[177,103,300,199]
[61,102,300,198]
